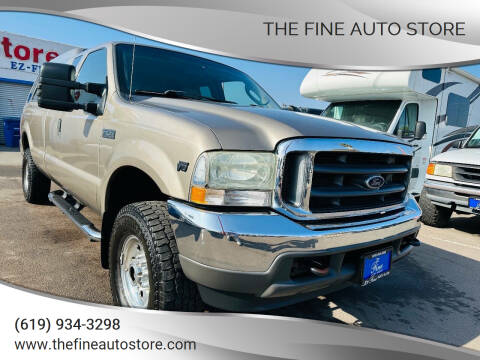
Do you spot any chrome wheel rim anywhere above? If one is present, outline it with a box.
[119,235,150,308]
[23,163,30,195]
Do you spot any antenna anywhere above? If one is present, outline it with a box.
[128,37,136,101]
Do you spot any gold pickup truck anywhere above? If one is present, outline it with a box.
[20,42,421,311]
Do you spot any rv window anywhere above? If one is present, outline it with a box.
[322,100,401,132]
[395,103,419,138]
[446,93,469,128]
[422,69,441,83]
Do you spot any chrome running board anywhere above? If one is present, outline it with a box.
[48,190,101,242]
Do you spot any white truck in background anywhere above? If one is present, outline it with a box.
[421,125,480,227]
[300,68,480,198]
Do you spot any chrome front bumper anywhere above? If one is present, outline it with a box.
[424,179,480,213]
[167,196,421,310]
[167,195,421,273]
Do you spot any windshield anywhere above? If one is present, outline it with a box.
[465,127,480,148]
[115,44,279,109]
[322,100,402,132]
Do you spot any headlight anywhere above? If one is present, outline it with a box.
[190,151,276,206]
[427,163,452,178]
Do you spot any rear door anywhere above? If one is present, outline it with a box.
[22,79,48,168]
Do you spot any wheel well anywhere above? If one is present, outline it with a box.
[21,132,29,150]
[101,166,166,268]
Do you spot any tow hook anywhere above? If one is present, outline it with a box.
[310,259,330,276]
[407,238,421,247]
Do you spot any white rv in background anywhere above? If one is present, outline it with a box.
[300,68,480,196]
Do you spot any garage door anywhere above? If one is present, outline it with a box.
[0,81,32,144]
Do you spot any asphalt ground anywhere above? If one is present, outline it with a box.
[1,148,479,351]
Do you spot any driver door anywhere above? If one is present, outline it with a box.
[46,48,107,208]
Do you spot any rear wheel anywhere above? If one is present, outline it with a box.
[109,201,204,311]
[22,148,51,204]
[419,190,452,227]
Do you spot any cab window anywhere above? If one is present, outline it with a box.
[222,81,260,106]
[72,55,83,69]
[395,103,418,138]
[28,77,40,102]
[465,127,480,148]
[75,48,107,104]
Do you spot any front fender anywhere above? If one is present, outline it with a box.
[98,93,222,214]
[100,139,182,213]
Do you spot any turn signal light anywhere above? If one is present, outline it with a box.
[190,186,207,204]
[426,163,435,175]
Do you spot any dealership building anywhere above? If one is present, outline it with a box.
[0,31,78,144]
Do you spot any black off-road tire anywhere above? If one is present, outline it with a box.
[22,148,51,204]
[419,190,452,227]
[109,201,204,311]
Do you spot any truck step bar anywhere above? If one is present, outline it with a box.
[48,190,101,242]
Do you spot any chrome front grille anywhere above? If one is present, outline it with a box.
[454,165,480,185]
[308,152,410,212]
[275,138,413,221]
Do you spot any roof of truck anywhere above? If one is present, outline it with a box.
[51,47,87,64]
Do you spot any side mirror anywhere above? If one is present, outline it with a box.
[414,121,426,140]
[451,139,464,149]
[37,63,77,111]
[37,62,105,114]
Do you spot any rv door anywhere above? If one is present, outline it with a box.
[432,69,478,156]
[390,100,436,196]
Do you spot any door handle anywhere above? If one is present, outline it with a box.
[57,118,62,135]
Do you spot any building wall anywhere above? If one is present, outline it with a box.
[0,32,78,144]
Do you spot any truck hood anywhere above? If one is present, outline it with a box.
[433,148,480,166]
[136,97,407,150]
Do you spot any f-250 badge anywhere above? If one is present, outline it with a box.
[102,129,116,140]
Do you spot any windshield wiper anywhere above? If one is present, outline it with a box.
[135,89,188,99]
[134,89,236,104]
[197,95,236,104]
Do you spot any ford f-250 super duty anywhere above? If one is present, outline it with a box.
[20,42,422,311]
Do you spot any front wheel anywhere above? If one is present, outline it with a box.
[109,201,204,311]
[419,190,452,227]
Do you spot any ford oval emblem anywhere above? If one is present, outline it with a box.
[365,175,385,190]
